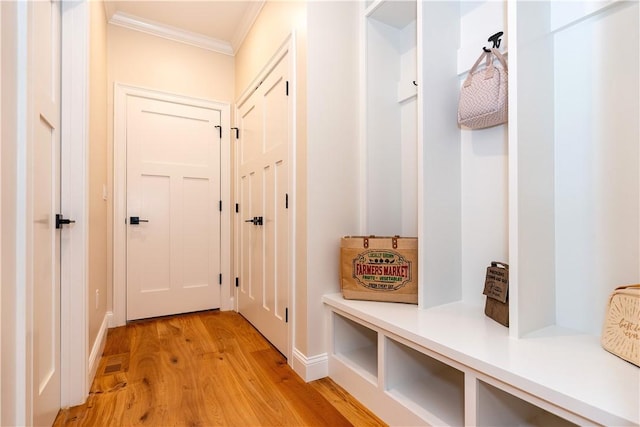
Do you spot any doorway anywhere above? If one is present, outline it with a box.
[236,41,293,358]
[114,85,232,324]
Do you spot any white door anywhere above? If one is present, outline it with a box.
[237,51,290,356]
[31,0,62,425]
[126,95,221,320]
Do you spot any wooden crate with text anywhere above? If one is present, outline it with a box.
[340,236,418,304]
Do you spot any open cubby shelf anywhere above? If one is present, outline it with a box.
[332,313,378,384]
[325,294,639,426]
[477,380,578,427]
[385,337,465,426]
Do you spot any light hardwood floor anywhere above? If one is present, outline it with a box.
[53,310,386,427]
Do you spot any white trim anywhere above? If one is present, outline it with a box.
[237,35,294,107]
[87,313,109,389]
[219,101,233,311]
[288,32,297,369]
[113,83,232,326]
[1,2,26,424]
[60,0,89,408]
[106,311,115,328]
[109,11,234,56]
[16,1,29,423]
[0,3,4,420]
[229,1,265,53]
[112,83,126,326]
[359,0,368,234]
[292,349,328,382]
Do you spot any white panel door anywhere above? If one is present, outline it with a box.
[31,0,62,425]
[126,95,221,320]
[238,51,290,356]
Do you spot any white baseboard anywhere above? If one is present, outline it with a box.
[223,296,235,311]
[87,312,110,389]
[292,348,328,382]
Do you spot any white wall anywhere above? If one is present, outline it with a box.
[305,0,360,358]
[0,2,3,418]
[552,1,639,334]
[459,1,509,306]
[1,2,25,424]
[88,0,108,362]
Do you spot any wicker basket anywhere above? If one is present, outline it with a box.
[601,284,640,367]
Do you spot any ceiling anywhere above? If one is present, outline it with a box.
[103,1,265,55]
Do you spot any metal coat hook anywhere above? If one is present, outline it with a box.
[230,127,239,139]
[483,31,504,52]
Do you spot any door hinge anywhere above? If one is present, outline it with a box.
[231,127,239,139]
[285,193,289,209]
[215,125,222,139]
[219,273,222,285]
[235,203,239,213]
[235,277,239,288]
[285,81,289,96]
[285,307,289,323]
[219,200,222,212]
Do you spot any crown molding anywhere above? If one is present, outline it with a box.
[230,1,265,53]
[109,11,234,56]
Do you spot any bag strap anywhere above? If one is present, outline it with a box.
[463,51,490,87]
[463,49,508,88]
[491,48,508,72]
[490,261,509,270]
[614,284,640,291]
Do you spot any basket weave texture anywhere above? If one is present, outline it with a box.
[601,284,640,367]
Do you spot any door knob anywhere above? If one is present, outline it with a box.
[244,216,263,226]
[129,216,149,225]
[56,214,76,229]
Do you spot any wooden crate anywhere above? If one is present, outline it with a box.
[340,236,418,304]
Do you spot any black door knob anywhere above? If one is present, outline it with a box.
[244,216,263,226]
[129,216,149,225]
[56,214,76,229]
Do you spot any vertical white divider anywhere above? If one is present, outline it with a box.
[377,332,385,391]
[420,1,462,308]
[507,0,520,339]
[464,373,478,426]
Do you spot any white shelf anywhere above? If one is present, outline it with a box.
[324,293,640,426]
[387,379,464,427]
[549,0,618,33]
[366,0,416,29]
[386,337,465,426]
[335,347,377,384]
[477,380,577,427]
[332,312,378,383]
[397,80,417,103]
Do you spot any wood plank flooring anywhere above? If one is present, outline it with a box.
[53,310,386,427]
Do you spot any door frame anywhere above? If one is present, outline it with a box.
[234,34,296,363]
[60,0,90,408]
[1,0,89,422]
[112,83,232,326]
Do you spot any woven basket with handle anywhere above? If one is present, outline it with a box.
[601,284,640,367]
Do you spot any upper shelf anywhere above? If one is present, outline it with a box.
[366,0,416,29]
